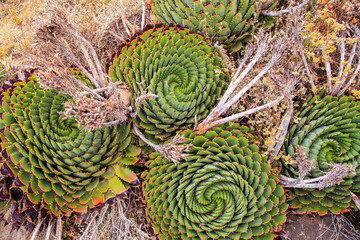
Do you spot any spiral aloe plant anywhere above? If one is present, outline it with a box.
[107,26,229,142]
[143,123,287,240]
[281,92,360,215]
[0,78,141,230]
[151,0,278,52]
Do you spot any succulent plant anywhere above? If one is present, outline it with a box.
[150,0,278,52]
[0,78,141,230]
[142,123,287,240]
[107,26,229,142]
[281,92,360,215]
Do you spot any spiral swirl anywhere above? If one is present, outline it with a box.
[107,26,229,141]
[151,0,278,52]
[143,124,287,239]
[281,92,360,215]
[0,79,140,228]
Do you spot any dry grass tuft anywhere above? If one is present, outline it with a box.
[79,197,153,240]
[318,214,360,240]
[0,0,47,68]
[55,0,143,62]
[0,0,143,69]
[27,0,145,130]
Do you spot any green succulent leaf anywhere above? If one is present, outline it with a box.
[281,90,360,214]
[107,26,229,142]
[151,0,278,51]
[143,123,287,239]
[0,78,141,229]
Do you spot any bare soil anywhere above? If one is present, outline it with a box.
[280,213,334,240]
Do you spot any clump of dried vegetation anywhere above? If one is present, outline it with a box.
[320,214,360,240]
[29,0,147,130]
[0,0,142,67]
[78,192,153,240]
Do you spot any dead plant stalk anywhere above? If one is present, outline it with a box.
[280,164,356,189]
[197,33,286,133]
[267,63,302,161]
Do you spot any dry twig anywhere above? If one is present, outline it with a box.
[267,64,302,160]
[79,199,152,240]
[288,10,317,93]
[350,192,360,210]
[333,26,360,96]
[30,220,44,240]
[130,93,158,118]
[197,32,287,133]
[44,223,53,240]
[55,216,62,240]
[133,124,191,164]
[317,214,360,240]
[293,146,316,181]
[280,162,356,189]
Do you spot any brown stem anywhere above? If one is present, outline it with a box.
[70,76,106,101]
[71,32,105,88]
[80,81,125,95]
[211,96,284,129]
[350,192,360,210]
[268,97,294,161]
[337,58,360,96]
[60,38,101,89]
[141,0,146,30]
[333,41,358,96]
[102,120,122,128]
[55,216,62,240]
[322,47,333,94]
[80,44,101,87]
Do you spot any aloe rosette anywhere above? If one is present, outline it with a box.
[0,79,140,230]
[143,123,287,240]
[151,0,278,52]
[107,26,229,141]
[281,92,360,215]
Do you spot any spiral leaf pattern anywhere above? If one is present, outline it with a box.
[281,92,360,215]
[143,124,287,240]
[107,26,229,141]
[0,79,141,228]
[151,0,278,52]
